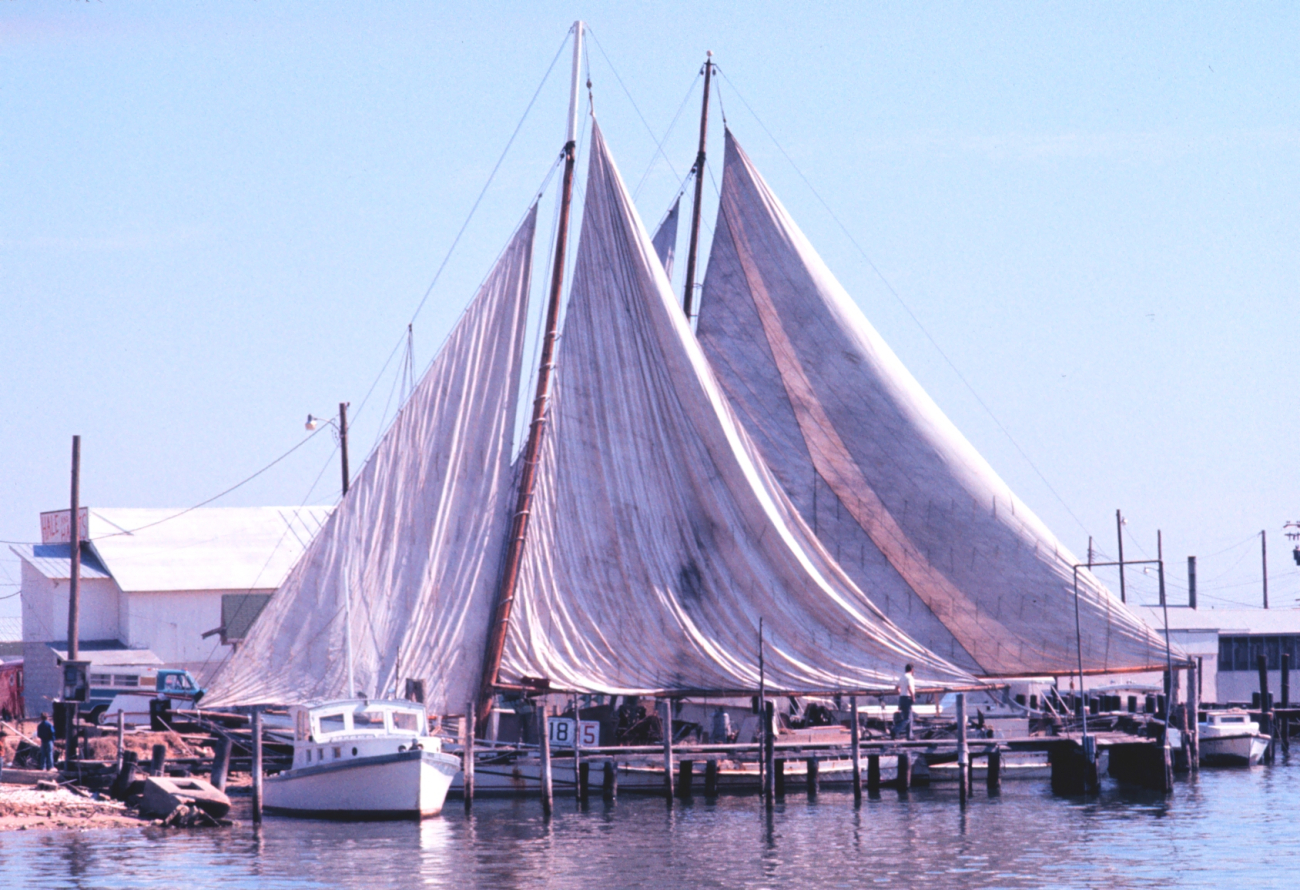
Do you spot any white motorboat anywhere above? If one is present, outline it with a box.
[265,700,462,819]
[1198,710,1271,766]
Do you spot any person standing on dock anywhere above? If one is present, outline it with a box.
[897,665,916,740]
[36,712,55,771]
[710,706,732,743]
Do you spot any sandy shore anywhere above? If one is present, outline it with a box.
[0,783,148,832]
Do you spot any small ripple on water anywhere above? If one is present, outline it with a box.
[2,761,1299,889]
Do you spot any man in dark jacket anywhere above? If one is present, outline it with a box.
[36,712,55,770]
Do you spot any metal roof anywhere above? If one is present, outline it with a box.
[0,616,21,643]
[9,543,111,582]
[14,506,333,593]
[47,643,163,666]
[1138,604,1300,636]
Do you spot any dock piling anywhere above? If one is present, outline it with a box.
[763,701,776,807]
[986,748,1002,794]
[956,693,969,801]
[867,754,880,794]
[1187,662,1199,771]
[850,695,862,804]
[602,759,617,801]
[150,743,166,777]
[897,750,911,791]
[806,757,819,799]
[464,702,475,810]
[678,760,693,801]
[210,735,232,791]
[578,761,590,803]
[774,757,785,798]
[661,699,675,803]
[538,707,553,817]
[252,708,263,823]
[115,710,125,772]
[1258,653,1274,763]
[703,758,718,798]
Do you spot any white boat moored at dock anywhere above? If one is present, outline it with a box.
[1198,710,1270,766]
[265,700,461,819]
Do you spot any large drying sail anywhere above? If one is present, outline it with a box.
[498,123,977,695]
[205,208,538,710]
[696,131,1171,676]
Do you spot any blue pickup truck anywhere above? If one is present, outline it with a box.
[81,666,205,725]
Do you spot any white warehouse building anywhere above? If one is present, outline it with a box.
[11,505,331,715]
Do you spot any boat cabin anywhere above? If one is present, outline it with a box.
[289,700,435,769]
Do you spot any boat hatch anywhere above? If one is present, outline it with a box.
[1210,714,1248,725]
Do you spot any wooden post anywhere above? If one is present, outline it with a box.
[571,695,581,802]
[150,743,166,777]
[115,710,125,772]
[956,693,969,800]
[1116,509,1127,604]
[774,757,785,798]
[67,436,82,662]
[538,706,553,817]
[464,703,475,810]
[703,759,718,797]
[578,761,590,803]
[897,750,911,790]
[661,699,675,803]
[763,701,776,806]
[678,760,694,801]
[1161,739,1174,792]
[338,402,351,496]
[210,735,232,791]
[850,695,862,803]
[986,748,1002,794]
[1262,530,1269,609]
[806,757,819,798]
[1283,652,1291,708]
[1258,653,1274,763]
[252,709,263,823]
[867,754,881,793]
[1187,662,1199,772]
[602,759,617,801]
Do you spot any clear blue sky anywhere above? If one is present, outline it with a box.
[3,3,1297,619]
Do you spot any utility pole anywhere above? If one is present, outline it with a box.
[1116,509,1126,604]
[68,435,82,662]
[339,402,351,496]
[1158,530,1166,607]
[1262,530,1269,609]
[1188,556,1197,609]
[681,52,715,321]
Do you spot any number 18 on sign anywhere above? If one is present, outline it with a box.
[548,717,599,748]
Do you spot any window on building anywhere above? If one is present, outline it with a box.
[1219,634,1300,671]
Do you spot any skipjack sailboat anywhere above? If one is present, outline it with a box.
[204,22,1175,813]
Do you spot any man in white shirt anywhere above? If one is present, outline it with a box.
[897,664,916,740]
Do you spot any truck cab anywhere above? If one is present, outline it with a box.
[83,667,205,725]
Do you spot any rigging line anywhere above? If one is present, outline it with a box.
[585,28,690,196]
[87,427,331,541]
[405,28,572,331]
[715,69,1095,541]
[630,72,702,201]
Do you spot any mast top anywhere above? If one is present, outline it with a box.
[567,21,584,146]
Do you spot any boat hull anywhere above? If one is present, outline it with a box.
[265,749,461,819]
[1199,733,1270,767]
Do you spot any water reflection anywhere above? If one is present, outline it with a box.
[4,766,1300,888]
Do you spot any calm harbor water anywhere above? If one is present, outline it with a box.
[3,761,1299,889]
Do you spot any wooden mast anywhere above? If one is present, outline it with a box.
[681,52,714,320]
[476,21,585,730]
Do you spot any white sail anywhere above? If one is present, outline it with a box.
[650,196,680,281]
[498,124,977,695]
[205,208,538,710]
[696,131,1173,676]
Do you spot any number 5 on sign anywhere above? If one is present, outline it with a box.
[548,717,599,748]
